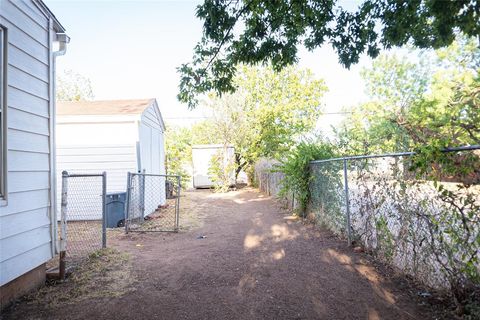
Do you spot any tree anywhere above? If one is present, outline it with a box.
[338,35,479,155]
[200,91,251,180]
[191,120,221,145]
[239,65,326,160]
[178,0,480,108]
[402,36,480,148]
[165,125,193,188]
[57,69,94,101]
[190,91,248,150]
[192,64,327,182]
[338,52,431,154]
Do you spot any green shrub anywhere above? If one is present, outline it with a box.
[208,148,236,192]
[165,126,192,189]
[277,140,337,215]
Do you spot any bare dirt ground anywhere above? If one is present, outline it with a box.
[3,188,442,320]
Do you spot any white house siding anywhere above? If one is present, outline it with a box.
[0,0,54,286]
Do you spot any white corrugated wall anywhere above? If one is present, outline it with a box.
[55,119,139,220]
[55,102,166,220]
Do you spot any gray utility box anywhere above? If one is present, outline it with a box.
[106,192,126,228]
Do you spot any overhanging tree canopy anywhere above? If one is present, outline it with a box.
[178,0,480,108]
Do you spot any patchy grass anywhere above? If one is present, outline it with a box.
[178,191,209,231]
[27,248,135,308]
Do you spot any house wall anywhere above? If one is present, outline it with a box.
[0,0,54,287]
[0,262,46,310]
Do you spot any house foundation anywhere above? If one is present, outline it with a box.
[0,263,46,311]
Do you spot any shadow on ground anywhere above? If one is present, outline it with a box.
[3,188,442,320]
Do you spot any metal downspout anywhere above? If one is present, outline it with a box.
[49,24,69,257]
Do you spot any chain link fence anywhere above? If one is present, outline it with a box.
[59,171,106,272]
[125,173,180,233]
[309,159,345,234]
[309,147,480,290]
[254,158,296,210]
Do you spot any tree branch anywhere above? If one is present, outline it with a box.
[205,0,254,71]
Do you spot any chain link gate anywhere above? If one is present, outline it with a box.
[59,171,107,276]
[125,173,180,233]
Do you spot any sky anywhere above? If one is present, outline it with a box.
[46,0,371,133]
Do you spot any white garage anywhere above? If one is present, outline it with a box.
[56,99,166,219]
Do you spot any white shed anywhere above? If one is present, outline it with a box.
[0,0,68,304]
[192,144,236,188]
[56,99,166,219]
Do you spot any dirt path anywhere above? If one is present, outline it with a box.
[4,188,434,319]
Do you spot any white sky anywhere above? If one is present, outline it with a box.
[46,0,372,134]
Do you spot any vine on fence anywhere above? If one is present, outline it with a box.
[276,141,337,216]
[411,148,480,313]
[308,160,345,234]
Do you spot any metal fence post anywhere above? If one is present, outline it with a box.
[59,171,68,280]
[140,169,146,218]
[291,192,295,211]
[125,172,132,234]
[102,171,107,248]
[175,175,181,232]
[343,158,352,245]
[267,173,270,195]
[123,173,181,233]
